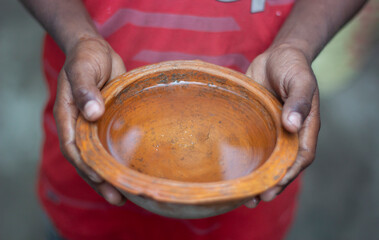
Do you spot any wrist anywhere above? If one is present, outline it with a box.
[269,39,315,64]
[63,31,103,55]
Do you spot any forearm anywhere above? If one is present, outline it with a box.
[272,0,368,62]
[20,0,100,54]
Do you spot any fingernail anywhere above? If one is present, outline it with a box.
[105,192,124,206]
[261,188,279,202]
[288,112,302,130]
[104,192,115,204]
[245,197,260,209]
[84,100,100,119]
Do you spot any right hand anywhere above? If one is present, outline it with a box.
[244,44,320,208]
[53,36,127,206]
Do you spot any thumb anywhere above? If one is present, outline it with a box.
[65,65,105,121]
[282,68,316,133]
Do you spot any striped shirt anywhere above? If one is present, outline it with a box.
[39,1,300,239]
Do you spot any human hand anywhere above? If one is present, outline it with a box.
[244,44,321,208]
[53,36,126,206]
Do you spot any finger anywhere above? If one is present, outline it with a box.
[110,51,126,79]
[98,182,127,206]
[77,169,126,206]
[245,55,275,94]
[293,89,321,171]
[260,161,301,202]
[105,52,127,87]
[64,60,106,121]
[281,67,317,133]
[260,186,282,202]
[54,71,103,183]
[260,162,301,202]
[244,197,260,209]
[261,91,320,202]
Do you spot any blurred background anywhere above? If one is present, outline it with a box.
[0,1,378,239]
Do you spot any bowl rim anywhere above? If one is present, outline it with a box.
[76,60,298,204]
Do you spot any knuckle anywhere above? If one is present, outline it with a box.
[292,97,312,118]
[74,160,87,172]
[298,147,316,167]
[58,140,81,166]
[65,58,93,80]
[282,171,296,185]
[301,156,314,170]
[113,52,123,62]
[278,178,290,187]
[58,141,71,162]
[305,74,317,87]
[306,106,321,130]
[73,86,91,100]
[75,168,95,186]
[298,97,312,111]
[305,149,316,162]
[279,170,299,188]
[70,154,86,171]
[314,115,321,130]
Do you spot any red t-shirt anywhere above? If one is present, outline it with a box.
[39,1,300,239]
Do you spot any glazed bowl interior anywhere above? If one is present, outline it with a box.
[97,68,277,183]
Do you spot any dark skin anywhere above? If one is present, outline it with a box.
[21,0,367,207]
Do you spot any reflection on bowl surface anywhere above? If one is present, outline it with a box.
[98,72,276,183]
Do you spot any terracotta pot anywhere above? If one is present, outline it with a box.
[76,60,298,219]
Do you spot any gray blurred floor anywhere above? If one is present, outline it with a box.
[0,1,378,240]
[0,1,46,240]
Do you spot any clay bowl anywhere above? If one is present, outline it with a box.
[76,60,298,219]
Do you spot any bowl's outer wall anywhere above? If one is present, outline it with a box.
[120,190,247,219]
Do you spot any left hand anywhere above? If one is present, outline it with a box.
[244,44,321,208]
[54,36,127,206]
